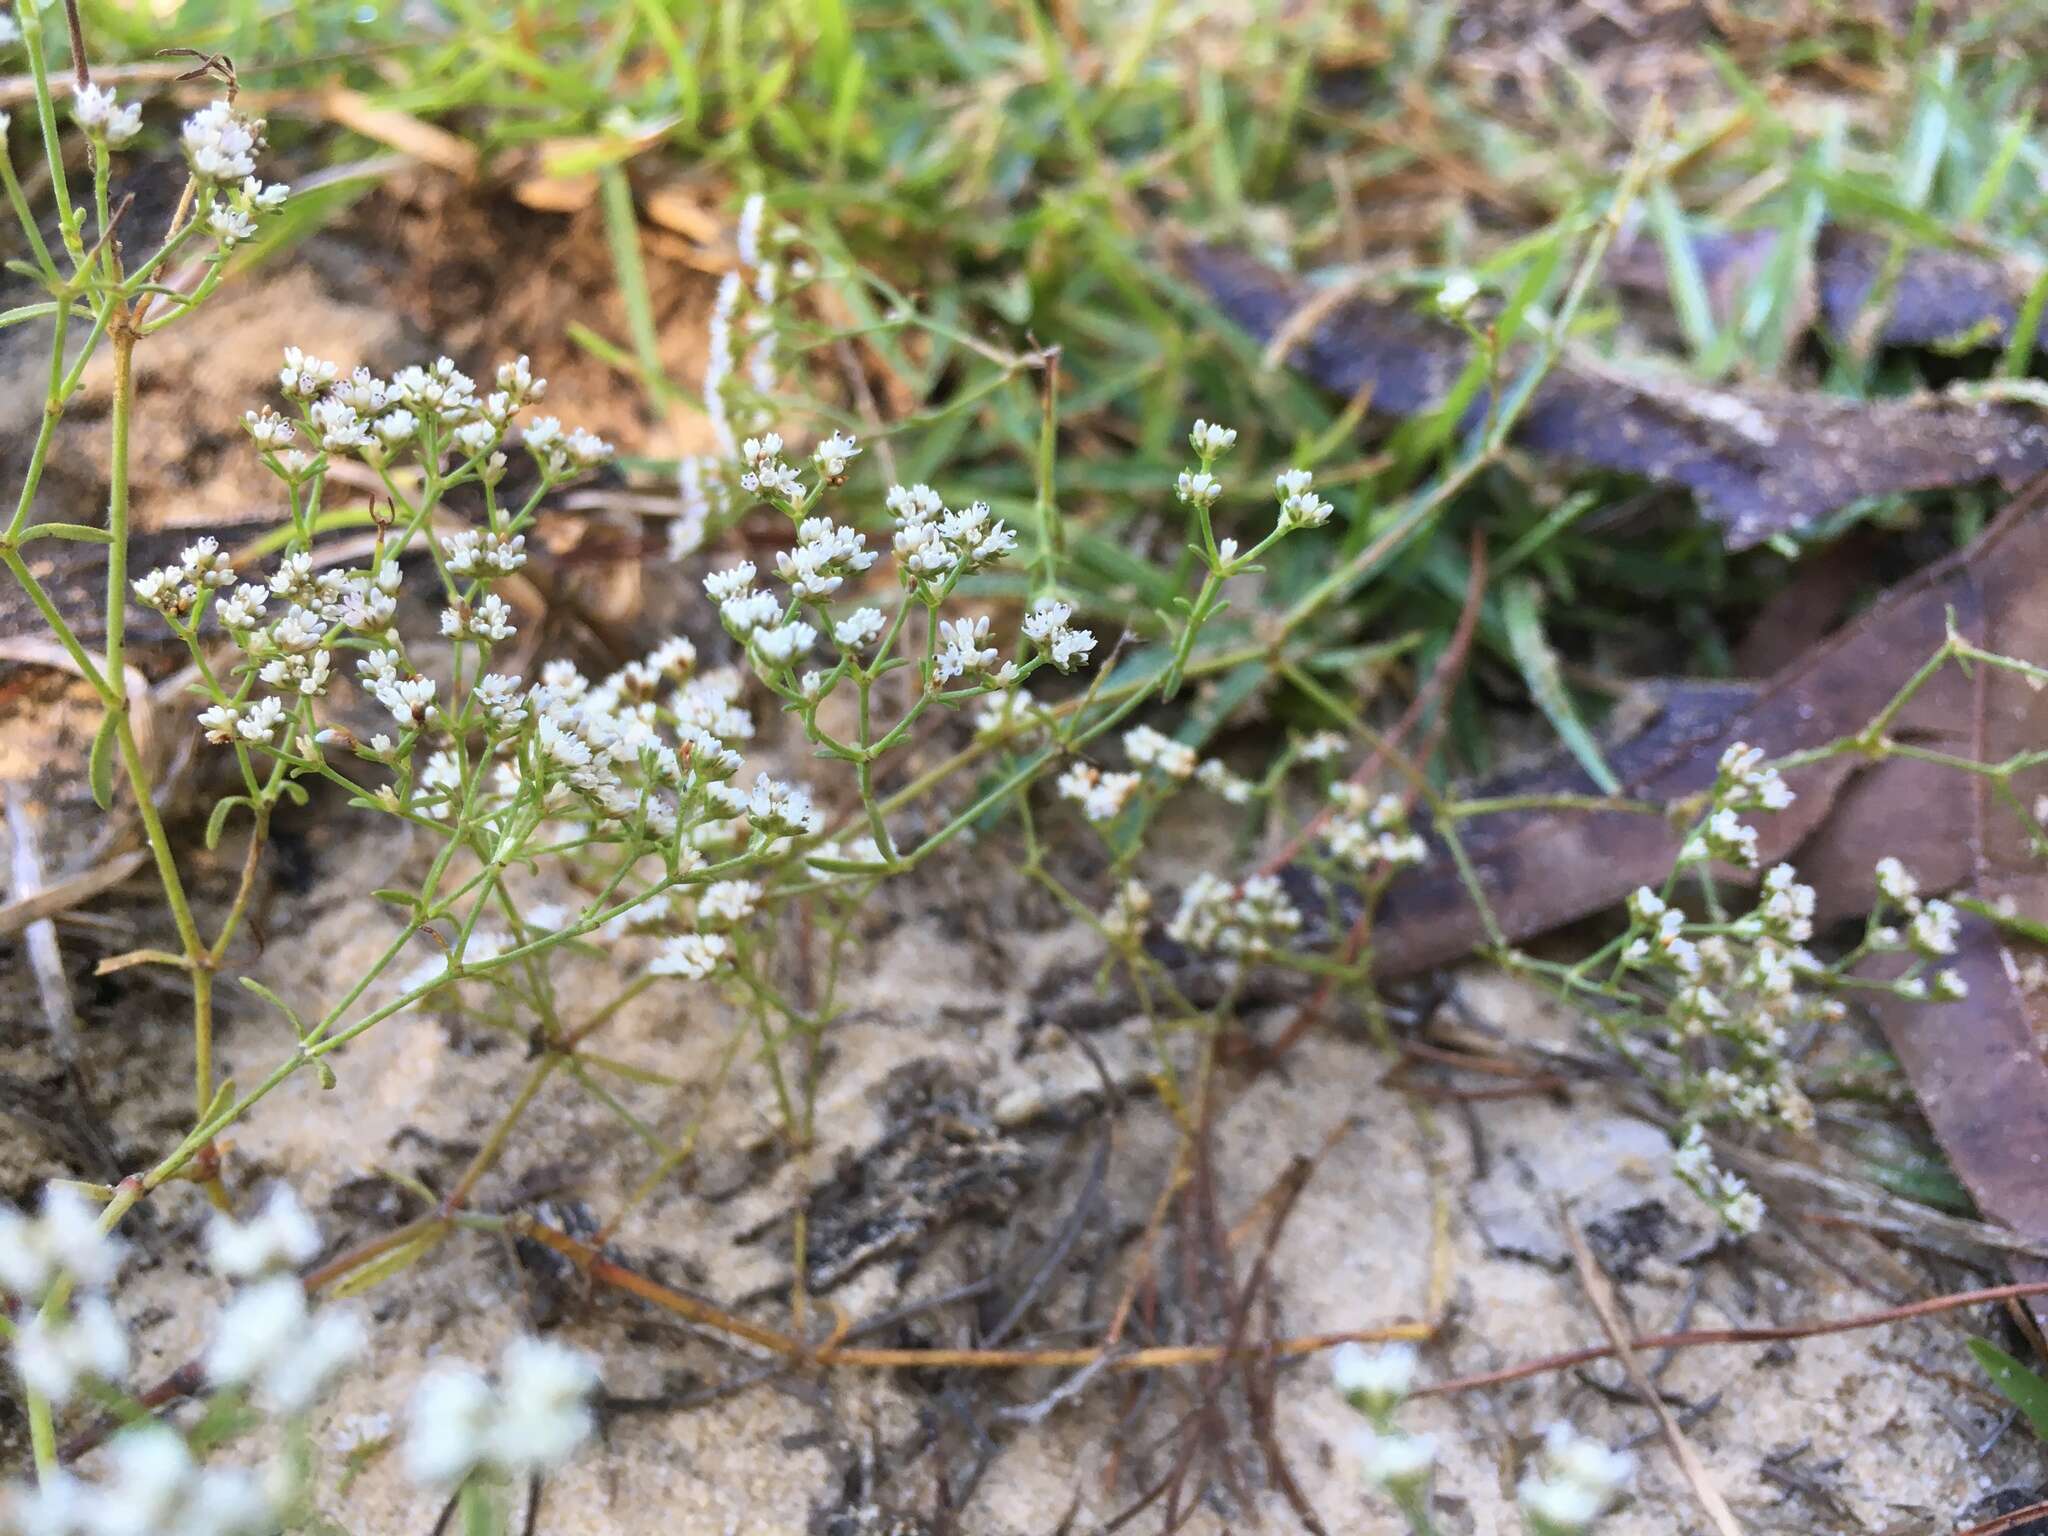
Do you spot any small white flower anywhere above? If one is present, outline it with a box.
[1278,488,1333,530]
[483,1336,601,1475]
[1055,764,1141,824]
[1540,1422,1634,1495]
[1188,419,1238,458]
[745,775,819,837]
[13,1294,128,1405]
[378,676,437,727]
[1195,758,1252,804]
[1910,899,1960,957]
[1353,1427,1437,1492]
[206,1186,322,1280]
[74,1425,274,1536]
[73,85,142,145]
[1021,599,1071,644]
[404,1338,599,1487]
[181,99,260,181]
[1101,879,1152,944]
[1330,1341,1418,1409]
[403,1366,495,1488]
[1874,855,1919,907]
[1123,724,1197,780]
[933,615,999,683]
[1049,625,1096,670]
[704,561,757,602]
[1520,1474,1607,1532]
[751,620,817,668]
[1176,470,1222,508]
[278,347,339,402]
[812,431,861,478]
[204,199,256,248]
[649,932,730,980]
[834,607,886,649]
[0,1185,125,1300]
[1435,272,1480,319]
[203,1276,365,1415]
[720,590,782,637]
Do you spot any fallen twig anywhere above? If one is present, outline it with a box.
[1418,1279,2048,1399]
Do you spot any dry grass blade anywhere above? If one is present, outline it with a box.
[317,87,479,179]
[1562,1207,1745,1536]
[0,848,148,938]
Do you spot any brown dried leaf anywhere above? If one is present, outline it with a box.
[1182,243,2048,547]
[1609,223,2027,352]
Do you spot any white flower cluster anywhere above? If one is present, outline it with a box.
[1519,1422,1633,1533]
[701,449,1096,735]
[776,506,878,600]
[1866,857,1966,999]
[1678,743,1791,870]
[404,1336,600,1488]
[8,1426,274,1536]
[975,686,1044,741]
[675,192,798,554]
[0,1186,128,1407]
[1194,757,1254,805]
[1056,762,1141,824]
[201,1189,364,1417]
[1021,599,1097,673]
[0,1185,364,1536]
[128,536,235,623]
[1331,1344,1436,1502]
[242,347,582,482]
[70,84,140,146]
[1331,1340,1418,1414]
[1324,785,1427,874]
[1622,878,1823,1137]
[1273,467,1333,531]
[1670,1125,1765,1236]
[1123,724,1197,781]
[1167,872,1302,960]
[886,483,1018,592]
[1100,879,1153,945]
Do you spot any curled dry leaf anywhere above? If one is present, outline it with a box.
[1609,222,2028,352]
[1182,242,2048,547]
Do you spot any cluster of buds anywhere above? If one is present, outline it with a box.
[1519,1423,1635,1534]
[1670,1124,1765,1236]
[1866,856,1967,1000]
[1323,785,1427,875]
[1622,878,1824,1141]
[1678,743,1792,870]
[1167,872,1302,960]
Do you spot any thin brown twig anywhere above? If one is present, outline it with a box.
[510,1212,1426,1371]
[61,0,89,89]
[1418,1279,2048,1399]
[1958,1495,2048,1536]
[1562,1208,1743,1536]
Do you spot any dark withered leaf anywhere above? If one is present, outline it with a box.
[1609,223,2026,351]
[1181,243,2048,547]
